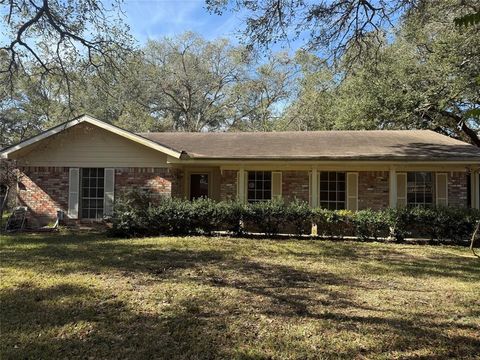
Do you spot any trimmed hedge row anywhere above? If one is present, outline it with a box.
[110,191,480,243]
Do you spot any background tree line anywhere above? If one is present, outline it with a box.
[1,0,478,147]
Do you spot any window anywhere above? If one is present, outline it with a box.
[319,172,346,210]
[247,171,272,203]
[81,168,105,219]
[407,172,433,207]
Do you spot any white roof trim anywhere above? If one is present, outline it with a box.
[0,114,182,159]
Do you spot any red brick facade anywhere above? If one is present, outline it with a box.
[115,167,176,198]
[282,171,310,203]
[14,167,472,226]
[358,171,390,210]
[17,166,69,224]
[448,172,468,207]
[220,170,237,201]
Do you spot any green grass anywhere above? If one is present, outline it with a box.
[1,233,479,359]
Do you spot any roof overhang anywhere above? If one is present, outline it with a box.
[0,115,183,159]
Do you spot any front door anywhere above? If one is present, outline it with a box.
[190,174,209,200]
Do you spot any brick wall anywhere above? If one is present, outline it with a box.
[282,171,310,203]
[17,166,69,224]
[115,167,179,198]
[448,172,468,207]
[358,171,389,210]
[220,170,237,201]
[16,166,179,225]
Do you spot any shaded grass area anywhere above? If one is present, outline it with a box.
[1,233,479,359]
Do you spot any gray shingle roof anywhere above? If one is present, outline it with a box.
[139,130,480,161]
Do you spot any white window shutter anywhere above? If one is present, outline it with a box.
[436,173,448,207]
[346,173,358,211]
[68,168,79,219]
[396,173,407,207]
[272,172,282,200]
[104,168,115,217]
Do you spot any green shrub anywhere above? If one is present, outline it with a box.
[218,200,245,236]
[384,207,411,242]
[110,191,480,243]
[244,199,286,236]
[354,209,390,241]
[285,199,313,235]
[191,197,227,235]
[110,190,154,237]
[313,208,355,238]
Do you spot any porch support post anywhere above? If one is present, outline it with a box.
[389,167,397,208]
[473,170,479,210]
[311,167,319,208]
[238,167,246,204]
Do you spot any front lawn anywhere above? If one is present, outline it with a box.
[1,233,479,359]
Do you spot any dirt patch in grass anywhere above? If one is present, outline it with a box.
[1,233,479,359]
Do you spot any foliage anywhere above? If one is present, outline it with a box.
[206,0,415,66]
[111,192,480,244]
[243,198,286,236]
[0,0,133,100]
[283,0,480,146]
[354,209,390,241]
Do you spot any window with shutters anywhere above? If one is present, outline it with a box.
[319,171,346,210]
[247,171,272,203]
[407,172,433,207]
[81,168,105,219]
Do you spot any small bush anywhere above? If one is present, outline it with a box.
[244,199,286,236]
[285,199,313,235]
[313,208,355,238]
[354,209,390,241]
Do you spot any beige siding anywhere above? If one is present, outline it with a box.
[10,123,168,167]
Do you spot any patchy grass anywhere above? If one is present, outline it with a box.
[1,233,479,359]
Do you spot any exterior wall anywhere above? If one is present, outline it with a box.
[10,123,168,167]
[115,168,178,198]
[16,166,179,226]
[12,166,473,228]
[220,170,237,201]
[448,172,468,207]
[358,171,390,210]
[282,171,310,203]
[17,166,69,225]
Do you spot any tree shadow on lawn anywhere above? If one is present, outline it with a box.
[1,233,480,358]
[0,283,238,359]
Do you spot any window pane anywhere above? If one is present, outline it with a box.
[318,172,346,210]
[320,191,328,201]
[320,181,328,191]
[407,172,433,207]
[81,168,105,219]
[328,191,336,201]
[247,171,272,203]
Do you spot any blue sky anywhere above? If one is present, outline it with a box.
[123,0,245,43]
[122,0,303,54]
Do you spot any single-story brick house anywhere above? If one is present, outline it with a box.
[1,115,479,225]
